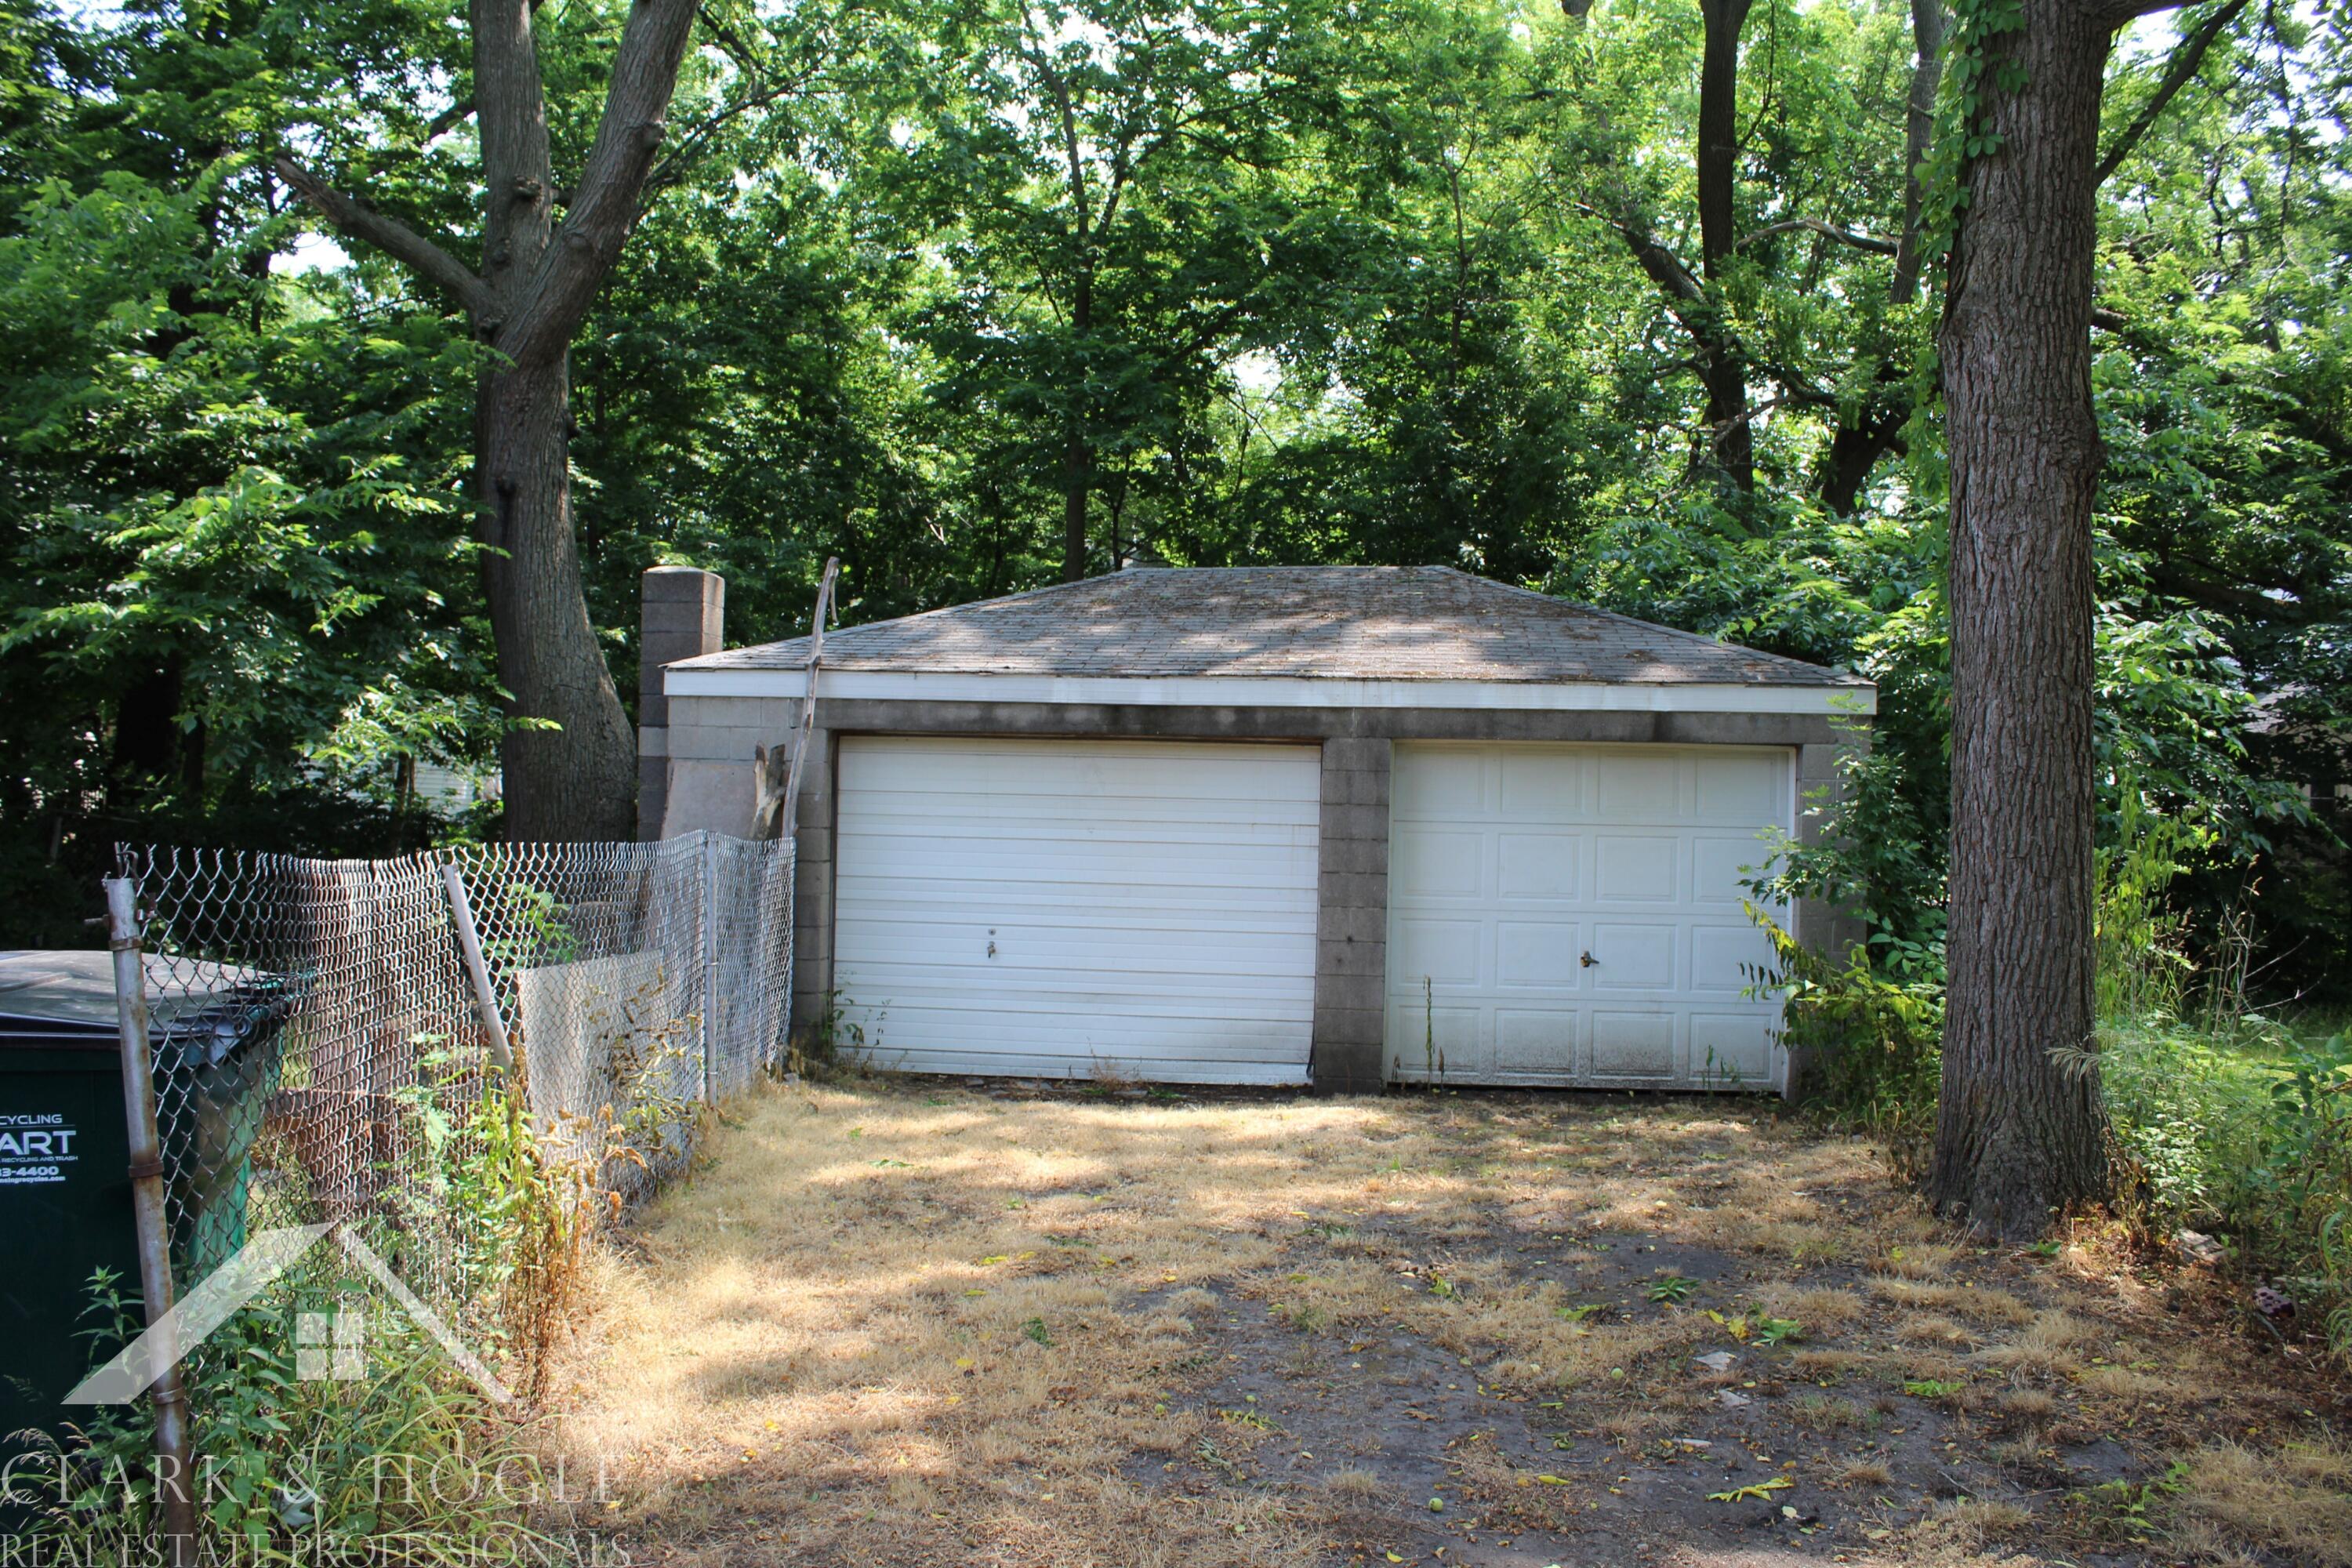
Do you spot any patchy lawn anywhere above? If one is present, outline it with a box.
[546,1081,2351,1568]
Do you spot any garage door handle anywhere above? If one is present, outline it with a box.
[1580,950,1595,968]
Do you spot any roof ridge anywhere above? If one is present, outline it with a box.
[672,561,1867,686]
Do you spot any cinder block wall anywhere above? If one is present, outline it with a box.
[1312,739,1390,1093]
[637,567,724,840]
[644,622,1872,1091]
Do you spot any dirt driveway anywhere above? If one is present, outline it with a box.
[549,1081,2350,1568]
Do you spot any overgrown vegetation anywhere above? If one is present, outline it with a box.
[19,1267,564,1559]
[12,1007,700,1561]
[1776,789,2352,1358]
[2,0,2343,1003]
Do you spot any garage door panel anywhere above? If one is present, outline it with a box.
[1691,1014,1774,1086]
[1393,750,1486,817]
[1692,837,1769,904]
[1596,755,1684,820]
[1393,830,1483,897]
[1499,753,1589,815]
[1396,918,1482,985]
[851,999,1316,1047]
[1384,1002,1483,1080]
[1496,833,1581,898]
[834,736,1319,1086]
[843,739,1307,792]
[1495,1010,1579,1074]
[854,1039,1306,1086]
[1593,835,1681,902]
[1696,751,1790,819]
[834,923,1317,976]
[1497,922,1580,988]
[1591,1011,1677,1077]
[1690,925,1777,993]
[838,836,1316,890]
[1388,742,1791,1091]
[840,789,1320,828]
[1589,923,1677,990]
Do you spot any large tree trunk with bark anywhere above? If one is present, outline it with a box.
[478,357,639,837]
[1927,0,2119,1236]
[278,0,700,840]
[1695,0,1754,493]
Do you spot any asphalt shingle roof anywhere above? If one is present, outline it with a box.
[673,565,1862,688]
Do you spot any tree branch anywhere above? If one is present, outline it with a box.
[272,155,491,316]
[2095,0,2249,183]
[2095,0,2201,29]
[1574,200,1705,310]
[1737,216,1899,256]
[501,0,702,365]
[1891,0,1944,304]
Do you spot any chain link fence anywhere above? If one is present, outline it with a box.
[114,831,793,1319]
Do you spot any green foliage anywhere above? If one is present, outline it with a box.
[1758,904,1943,1175]
[1645,1274,1697,1305]
[2106,1021,2352,1356]
[14,1269,561,1558]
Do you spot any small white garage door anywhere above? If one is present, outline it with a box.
[832,736,1322,1083]
[1386,743,1792,1090]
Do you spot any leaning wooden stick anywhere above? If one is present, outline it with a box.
[753,557,840,840]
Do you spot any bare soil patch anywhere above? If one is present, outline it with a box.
[545,1080,2350,1567]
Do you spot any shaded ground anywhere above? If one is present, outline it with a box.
[546,1081,2351,1567]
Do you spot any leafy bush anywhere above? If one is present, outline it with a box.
[13,1269,567,1559]
[2105,1021,2352,1354]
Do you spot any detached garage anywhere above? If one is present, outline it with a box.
[644,565,1872,1094]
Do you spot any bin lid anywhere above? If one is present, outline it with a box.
[0,950,270,1040]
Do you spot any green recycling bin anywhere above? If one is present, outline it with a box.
[0,950,294,1481]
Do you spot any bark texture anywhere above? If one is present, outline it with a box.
[1928,0,2120,1236]
[1812,0,1941,515]
[1694,0,1756,494]
[279,0,701,840]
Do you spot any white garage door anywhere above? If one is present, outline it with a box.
[832,736,1321,1084]
[1386,743,1792,1091]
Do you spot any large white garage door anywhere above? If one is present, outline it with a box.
[1386,743,1793,1091]
[833,736,1321,1084]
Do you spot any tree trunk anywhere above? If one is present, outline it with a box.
[1695,0,1755,494]
[1061,425,1091,583]
[111,659,186,796]
[1927,0,2117,1237]
[277,0,699,840]
[1061,264,1094,583]
[1890,0,1947,309]
[478,355,638,840]
[1817,405,1907,516]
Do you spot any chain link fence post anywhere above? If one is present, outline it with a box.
[439,862,516,1076]
[102,875,197,1567]
[701,832,720,1105]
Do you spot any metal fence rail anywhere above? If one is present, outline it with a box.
[114,832,793,1316]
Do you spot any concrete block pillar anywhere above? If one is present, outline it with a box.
[638,566,724,840]
[1311,737,1392,1094]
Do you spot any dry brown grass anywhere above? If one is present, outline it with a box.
[1831,1456,1894,1490]
[1869,1276,2036,1326]
[539,1079,2340,1568]
[1973,1308,2096,1378]
[1758,1283,1866,1332]
[2173,1438,2352,1566]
